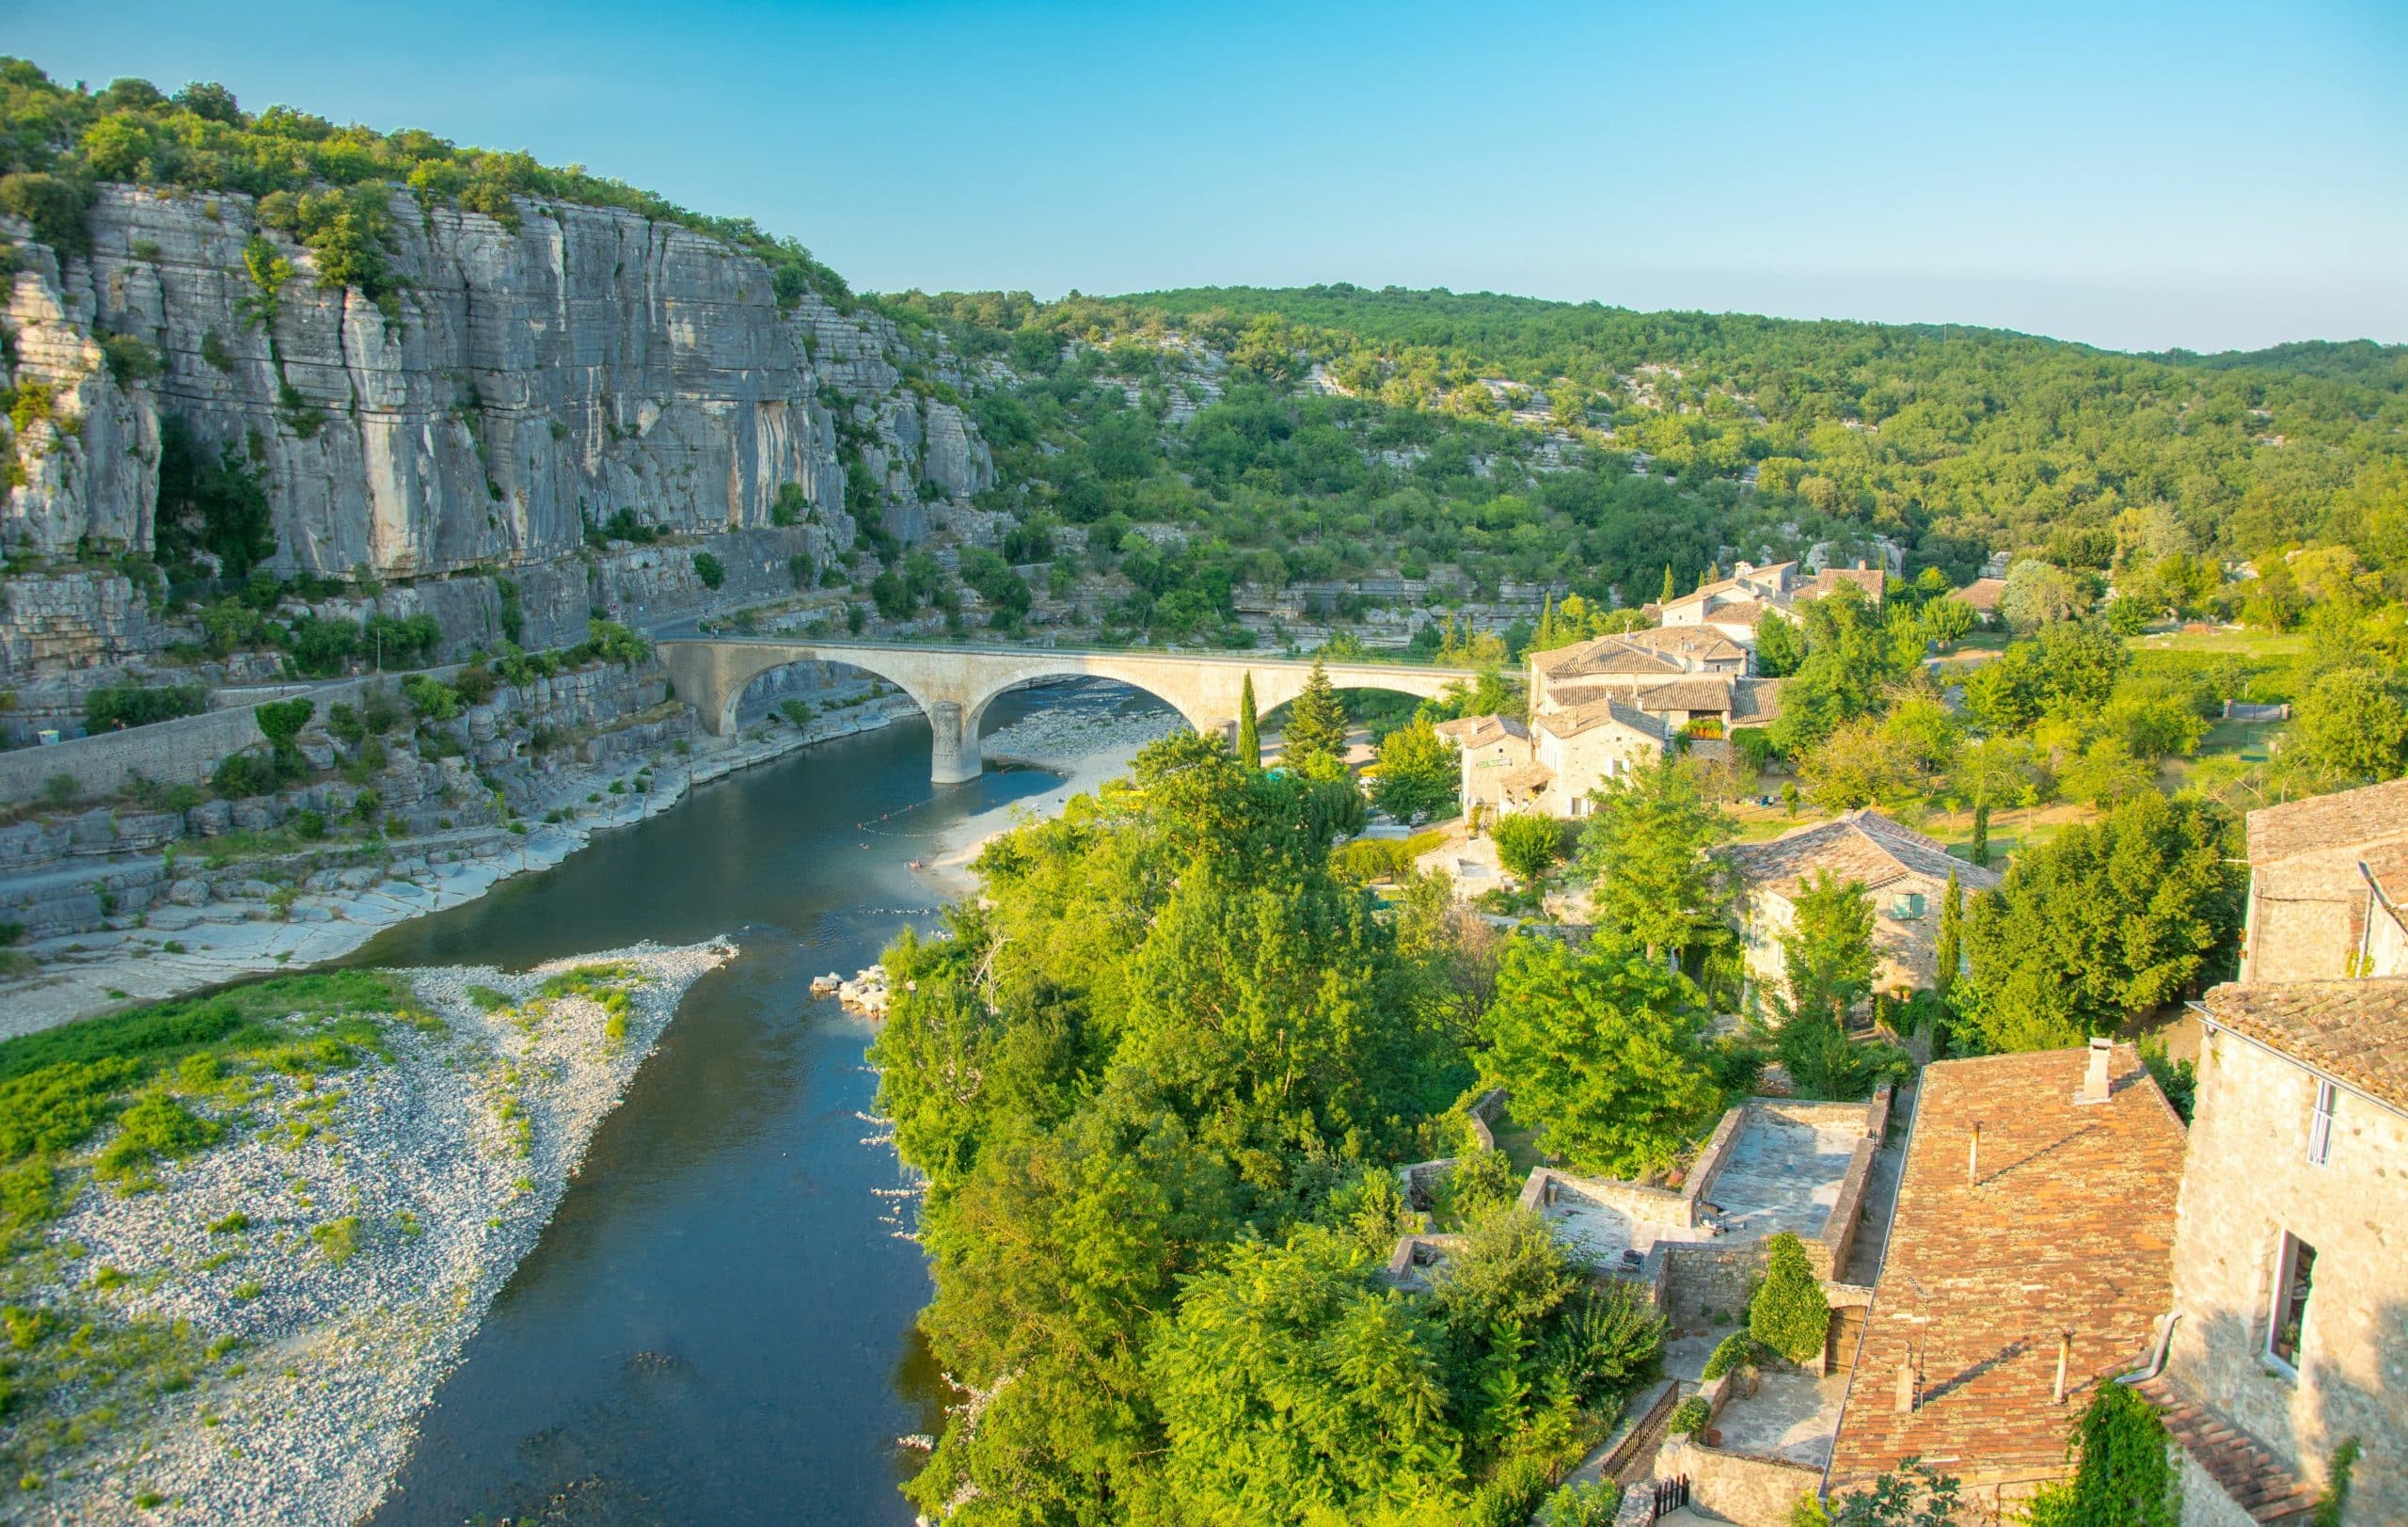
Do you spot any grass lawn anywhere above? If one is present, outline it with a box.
[2129,627,2307,660]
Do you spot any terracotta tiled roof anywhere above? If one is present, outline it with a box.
[1802,567,1887,603]
[2133,1376,2317,1521]
[1951,577,2007,612]
[1729,677,1783,724]
[1619,625,1750,663]
[1826,1046,2188,1492]
[1533,697,1667,742]
[1695,596,1773,628]
[2245,778,2408,867]
[1533,636,1687,679]
[1434,713,1528,747]
[1722,809,2001,899]
[2196,978,2408,1114]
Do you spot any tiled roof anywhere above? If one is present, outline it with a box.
[1533,636,1687,679]
[2196,978,2408,1114]
[1730,677,1783,724]
[1619,625,1750,663]
[1826,1046,2188,1492]
[1694,596,1773,628]
[2245,777,2408,867]
[1434,713,1528,747]
[2133,1376,2316,1521]
[1722,809,2002,899]
[1802,567,1887,603]
[1951,577,2007,612]
[1497,762,1555,792]
[1533,697,1667,742]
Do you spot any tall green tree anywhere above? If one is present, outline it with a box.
[1370,715,1459,821]
[1955,791,2243,1053]
[2290,666,2408,784]
[1660,565,1676,605]
[1933,868,1964,1001]
[1780,870,1875,1026]
[1281,659,1352,781]
[1574,755,1733,968]
[1752,608,1803,677]
[1235,670,1260,769]
[1478,934,1723,1178]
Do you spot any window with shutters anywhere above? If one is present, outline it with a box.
[2306,1078,2336,1167]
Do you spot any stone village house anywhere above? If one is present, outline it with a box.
[2238,777,2408,983]
[1721,810,2002,1004]
[2133,977,2408,1523]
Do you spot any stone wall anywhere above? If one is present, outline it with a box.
[2162,1029,2408,1519]
[1662,1243,1766,1328]
[1656,1436,1822,1527]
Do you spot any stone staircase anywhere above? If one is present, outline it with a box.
[2134,1377,2319,1521]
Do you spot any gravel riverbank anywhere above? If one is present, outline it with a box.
[8,941,735,1526]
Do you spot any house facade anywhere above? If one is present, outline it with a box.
[2239,778,2408,982]
[1653,560,1888,653]
[1722,810,2001,1002]
[2142,978,2408,1525]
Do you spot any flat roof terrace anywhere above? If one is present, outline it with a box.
[1529,1098,1878,1270]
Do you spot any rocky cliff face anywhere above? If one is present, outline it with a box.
[0,183,993,678]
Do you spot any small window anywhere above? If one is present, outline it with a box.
[1889,892,1925,920]
[2268,1234,2317,1373]
[2307,1080,2336,1167]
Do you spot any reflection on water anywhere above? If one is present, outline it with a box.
[364,685,1165,1525]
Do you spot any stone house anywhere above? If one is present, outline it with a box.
[1721,810,2001,1004]
[1438,632,1783,819]
[1825,1042,2188,1520]
[2239,778,2408,982]
[1652,560,1888,654]
[2139,978,2408,1524]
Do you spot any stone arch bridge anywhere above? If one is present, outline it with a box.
[657,638,1473,782]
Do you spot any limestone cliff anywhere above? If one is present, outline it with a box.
[0,183,993,676]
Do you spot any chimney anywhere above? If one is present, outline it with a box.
[1894,1359,1916,1414]
[2053,1332,2073,1404]
[1968,1122,1980,1185]
[2077,1037,2113,1105]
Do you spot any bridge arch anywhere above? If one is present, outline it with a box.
[657,638,1468,783]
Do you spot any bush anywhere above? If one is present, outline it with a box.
[1749,1232,1830,1364]
[94,1088,222,1183]
[1668,1396,1710,1434]
[1701,1331,1757,1380]
[210,750,282,801]
[85,683,209,732]
[1492,812,1564,883]
[692,550,726,589]
[1537,1481,1622,1527]
[310,1215,360,1265]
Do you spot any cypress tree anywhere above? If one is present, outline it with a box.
[1970,801,1991,868]
[1660,564,1676,605]
[1235,672,1260,769]
[1934,867,1964,1000]
[1534,592,1557,651]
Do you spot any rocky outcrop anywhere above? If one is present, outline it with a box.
[1,183,996,678]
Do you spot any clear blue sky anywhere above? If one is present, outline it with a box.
[9,0,2403,352]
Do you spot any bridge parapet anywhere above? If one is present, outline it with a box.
[657,638,1472,783]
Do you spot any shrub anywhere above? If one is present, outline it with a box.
[1702,1331,1757,1380]
[1668,1396,1710,1434]
[692,550,726,589]
[94,1088,223,1183]
[207,1211,249,1234]
[85,683,209,732]
[1492,811,1564,883]
[310,1215,361,1265]
[1749,1232,1830,1364]
[1537,1481,1622,1527]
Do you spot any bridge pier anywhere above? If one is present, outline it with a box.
[928,701,982,784]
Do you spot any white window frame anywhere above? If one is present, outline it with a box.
[2264,1232,2315,1378]
[2306,1079,2336,1167]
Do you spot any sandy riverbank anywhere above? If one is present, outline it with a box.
[10,941,735,1526]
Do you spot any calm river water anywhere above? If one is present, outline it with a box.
[357,685,1155,1525]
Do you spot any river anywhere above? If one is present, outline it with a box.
[355,683,1164,1525]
